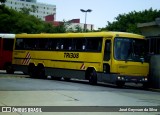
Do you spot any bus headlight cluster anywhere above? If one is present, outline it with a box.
[142,78,148,81]
[118,76,125,80]
[144,78,148,81]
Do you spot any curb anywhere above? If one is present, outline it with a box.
[149,88,160,92]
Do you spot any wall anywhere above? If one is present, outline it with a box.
[138,18,160,89]
[5,0,56,21]
[149,55,160,88]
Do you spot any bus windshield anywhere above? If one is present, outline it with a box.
[114,37,148,62]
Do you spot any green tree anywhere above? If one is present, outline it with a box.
[0,0,6,4]
[20,7,31,15]
[0,6,56,33]
[67,25,83,33]
[101,8,160,34]
[31,5,37,13]
[20,5,37,14]
[0,0,6,8]
[74,25,83,32]
[53,23,67,33]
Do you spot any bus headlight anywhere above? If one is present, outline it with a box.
[144,78,148,81]
[118,76,121,80]
[117,76,125,80]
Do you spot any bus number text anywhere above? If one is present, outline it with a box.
[64,53,79,58]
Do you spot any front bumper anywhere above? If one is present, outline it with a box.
[116,75,148,83]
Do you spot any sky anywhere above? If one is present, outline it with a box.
[37,0,160,29]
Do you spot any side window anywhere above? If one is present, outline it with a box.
[36,39,49,50]
[15,38,37,50]
[86,38,102,52]
[72,38,86,51]
[104,40,111,61]
[62,39,73,50]
[0,38,1,49]
[3,39,14,51]
[24,39,37,50]
[56,39,63,50]
[50,39,59,50]
[15,38,24,50]
[50,38,77,51]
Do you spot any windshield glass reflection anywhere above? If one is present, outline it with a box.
[114,37,148,62]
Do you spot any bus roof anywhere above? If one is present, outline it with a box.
[0,34,15,39]
[16,32,144,39]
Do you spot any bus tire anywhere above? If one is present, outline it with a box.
[51,76,62,80]
[64,78,71,81]
[88,69,97,85]
[37,64,46,79]
[6,64,14,74]
[116,81,125,88]
[142,82,148,89]
[23,72,28,75]
[28,64,36,78]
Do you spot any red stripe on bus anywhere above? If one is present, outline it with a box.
[80,63,85,70]
[22,52,31,65]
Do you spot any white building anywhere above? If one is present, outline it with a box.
[4,0,56,21]
[45,16,94,31]
[66,23,94,31]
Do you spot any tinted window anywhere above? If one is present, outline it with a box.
[15,38,37,50]
[3,39,14,51]
[72,38,86,51]
[15,37,102,52]
[86,38,102,51]
[114,37,148,62]
[104,40,111,61]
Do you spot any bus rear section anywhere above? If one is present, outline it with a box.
[0,34,15,73]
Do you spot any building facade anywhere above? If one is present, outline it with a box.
[137,17,160,89]
[4,0,56,21]
[4,0,94,31]
[137,17,160,54]
[45,15,94,31]
[67,22,94,31]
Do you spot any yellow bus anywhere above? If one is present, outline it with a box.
[12,32,149,87]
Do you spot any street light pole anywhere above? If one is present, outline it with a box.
[80,9,92,32]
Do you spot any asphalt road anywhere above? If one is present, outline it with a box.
[0,71,159,115]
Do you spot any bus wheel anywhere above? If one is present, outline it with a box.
[6,65,14,74]
[28,64,36,78]
[64,78,71,81]
[116,81,125,88]
[51,76,62,80]
[142,82,148,89]
[88,69,97,85]
[37,65,46,79]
